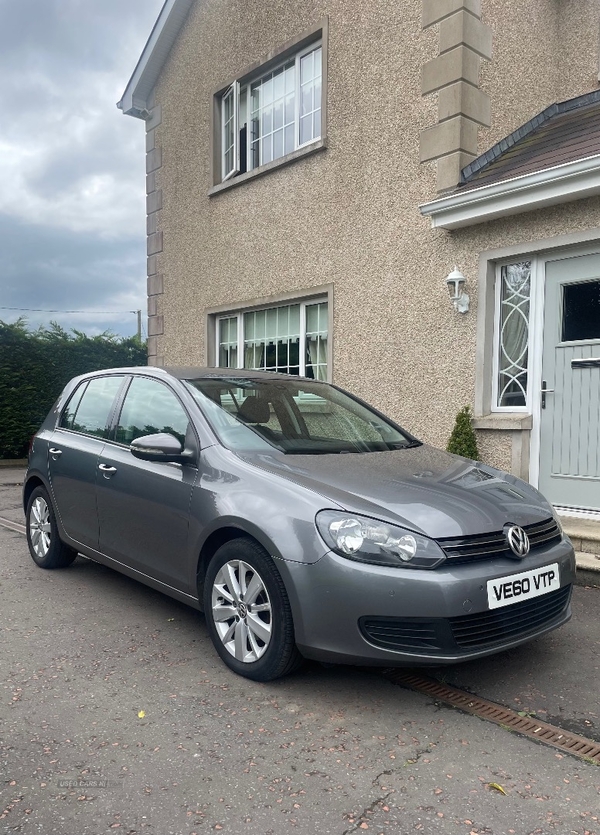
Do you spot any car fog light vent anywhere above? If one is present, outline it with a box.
[360,617,442,651]
[384,671,600,765]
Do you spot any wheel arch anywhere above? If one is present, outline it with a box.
[23,475,46,514]
[195,522,284,611]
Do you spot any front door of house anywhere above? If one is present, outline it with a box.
[539,254,600,511]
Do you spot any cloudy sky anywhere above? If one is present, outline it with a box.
[1,0,165,338]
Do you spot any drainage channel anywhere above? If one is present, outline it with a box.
[385,670,600,765]
[0,516,26,535]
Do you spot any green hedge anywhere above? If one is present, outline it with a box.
[0,320,147,459]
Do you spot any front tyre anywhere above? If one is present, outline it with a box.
[203,538,303,681]
[26,486,77,569]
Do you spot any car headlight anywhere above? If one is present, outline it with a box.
[315,510,446,569]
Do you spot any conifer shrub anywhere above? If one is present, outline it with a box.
[446,405,480,460]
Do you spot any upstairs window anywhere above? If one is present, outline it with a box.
[219,41,322,183]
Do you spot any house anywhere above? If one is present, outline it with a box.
[119,0,600,521]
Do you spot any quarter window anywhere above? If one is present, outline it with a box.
[494,261,532,409]
[61,376,124,438]
[217,299,328,380]
[219,41,322,182]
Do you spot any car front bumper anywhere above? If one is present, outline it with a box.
[277,537,576,666]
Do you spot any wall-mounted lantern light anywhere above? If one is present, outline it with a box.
[445,266,470,314]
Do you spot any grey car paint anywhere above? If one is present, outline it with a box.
[24,366,576,668]
[237,446,554,538]
[45,432,107,549]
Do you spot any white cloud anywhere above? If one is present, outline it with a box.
[0,0,165,334]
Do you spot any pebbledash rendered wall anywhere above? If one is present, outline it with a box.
[143,0,600,473]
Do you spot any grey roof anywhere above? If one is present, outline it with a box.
[118,0,194,119]
[458,89,600,190]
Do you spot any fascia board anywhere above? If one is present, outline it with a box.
[420,154,600,229]
[118,0,193,118]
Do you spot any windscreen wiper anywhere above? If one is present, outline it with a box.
[388,439,422,449]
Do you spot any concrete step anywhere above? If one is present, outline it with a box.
[559,516,600,585]
[560,516,600,556]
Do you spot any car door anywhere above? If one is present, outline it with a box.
[95,375,198,591]
[47,375,126,549]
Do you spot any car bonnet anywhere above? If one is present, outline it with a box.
[238,444,554,540]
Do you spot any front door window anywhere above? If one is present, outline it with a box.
[561,280,600,342]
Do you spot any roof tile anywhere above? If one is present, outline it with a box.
[458,90,600,190]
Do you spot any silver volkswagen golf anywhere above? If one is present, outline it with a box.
[24,367,575,681]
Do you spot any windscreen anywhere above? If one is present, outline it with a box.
[183,377,419,454]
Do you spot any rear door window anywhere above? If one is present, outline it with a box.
[62,376,124,439]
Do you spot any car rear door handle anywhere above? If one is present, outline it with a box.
[98,463,117,478]
[49,447,62,458]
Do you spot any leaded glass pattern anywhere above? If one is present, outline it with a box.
[250,60,295,168]
[247,44,321,173]
[497,262,531,408]
[299,47,322,146]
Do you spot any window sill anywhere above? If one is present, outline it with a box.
[472,414,533,431]
[209,138,327,197]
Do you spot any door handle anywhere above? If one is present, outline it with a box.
[541,381,554,409]
[98,463,117,478]
[49,447,62,458]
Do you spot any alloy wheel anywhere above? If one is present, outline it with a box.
[211,559,272,663]
[29,497,52,558]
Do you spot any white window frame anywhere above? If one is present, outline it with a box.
[220,40,322,182]
[221,82,239,181]
[215,296,329,378]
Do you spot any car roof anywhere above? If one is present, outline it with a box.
[76,366,313,382]
[164,366,309,381]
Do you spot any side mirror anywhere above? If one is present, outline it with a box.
[130,433,193,464]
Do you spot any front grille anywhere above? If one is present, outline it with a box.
[438,518,562,565]
[450,585,572,649]
[359,584,571,655]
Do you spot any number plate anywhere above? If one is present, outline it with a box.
[487,563,560,610]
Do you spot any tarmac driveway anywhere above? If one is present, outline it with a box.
[1,467,598,834]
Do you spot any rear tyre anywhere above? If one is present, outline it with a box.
[203,538,303,681]
[26,486,77,569]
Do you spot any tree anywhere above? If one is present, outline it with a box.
[446,405,480,460]
[0,319,147,459]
